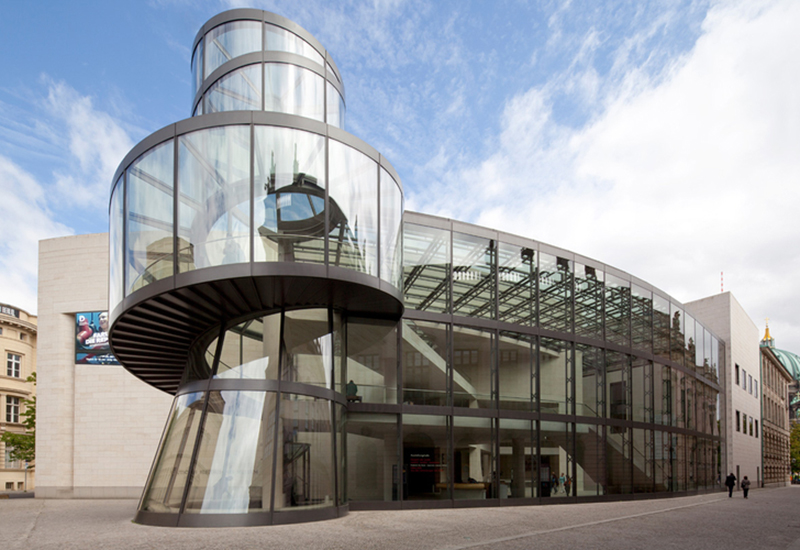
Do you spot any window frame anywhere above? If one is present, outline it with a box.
[6,353,21,378]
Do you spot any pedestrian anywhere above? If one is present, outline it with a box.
[559,472,566,494]
[725,472,736,497]
[741,476,750,499]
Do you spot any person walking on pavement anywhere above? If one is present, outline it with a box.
[741,476,750,499]
[725,472,736,497]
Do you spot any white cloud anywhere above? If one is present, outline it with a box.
[0,156,73,314]
[417,0,800,348]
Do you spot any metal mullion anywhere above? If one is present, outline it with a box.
[249,122,255,266]
[172,136,179,278]
[330,308,339,505]
[269,309,286,518]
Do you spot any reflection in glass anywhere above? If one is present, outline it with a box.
[684,313,696,372]
[126,139,174,295]
[539,253,572,332]
[540,338,571,415]
[346,413,399,501]
[205,21,262,78]
[631,358,652,423]
[575,263,603,339]
[655,430,674,492]
[540,421,572,498]
[498,331,533,411]
[605,273,630,347]
[192,39,204,100]
[326,82,345,128]
[452,326,493,408]
[264,64,324,122]
[380,169,403,289]
[653,294,671,361]
[178,126,250,272]
[184,391,276,513]
[328,140,378,276]
[347,318,398,404]
[253,126,326,264]
[632,428,654,493]
[275,394,334,510]
[606,352,630,423]
[452,232,494,319]
[282,309,335,388]
[403,223,450,313]
[215,314,281,380]
[498,242,534,326]
[140,392,205,513]
[576,343,603,417]
[453,417,494,499]
[205,65,262,113]
[403,414,449,500]
[265,23,324,66]
[653,362,671,426]
[402,320,448,406]
[575,423,605,496]
[670,302,685,366]
[109,177,124,311]
[606,426,631,494]
[499,419,536,498]
[631,284,652,353]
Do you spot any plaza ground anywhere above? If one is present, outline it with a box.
[3,487,799,549]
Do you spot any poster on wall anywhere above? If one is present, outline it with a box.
[75,311,119,365]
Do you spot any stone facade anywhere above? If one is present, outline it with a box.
[760,343,791,487]
[36,234,171,498]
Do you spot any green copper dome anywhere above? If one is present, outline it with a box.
[771,348,800,381]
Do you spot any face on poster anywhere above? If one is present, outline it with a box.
[75,311,119,365]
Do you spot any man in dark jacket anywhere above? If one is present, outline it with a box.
[725,472,736,497]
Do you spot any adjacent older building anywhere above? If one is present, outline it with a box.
[0,303,37,492]
[760,326,794,486]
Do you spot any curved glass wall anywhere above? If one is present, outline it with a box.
[110,121,402,310]
[205,21,263,79]
[264,64,325,122]
[205,65,262,113]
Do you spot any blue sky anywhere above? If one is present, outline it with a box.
[1,1,799,351]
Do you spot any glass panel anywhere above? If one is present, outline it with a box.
[126,140,174,295]
[631,284,652,352]
[653,294,670,361]
[403,223,450,313]
[606,351,630,422]
[215,313,281,379]
[178,126,250,272]
[498,331,533,411]
[336,404,345,504]
[184,391,277,513]
[328,140,378,276]
[674,433,687,491]
[684,313,696,372]
[403,414,449,501]
[575,423,605,496]
[380,169,403,289]
[632,428,654,493]
[265,23,324,66]
[282,309,334,389]
[695,322,704,373]
[540,338,571,415]
[346,413,398,501]
[538,252,572,332]
[347,318,398,404]
[140,392,205,513]
[205,64,262,113]
[499,419,536,498]
[402,320,448,406]
[497,242,534,326]
[670,302,685,366]
[631,358,651,423]
[205,21,262,78]
[275,394,334,509]
[540,421,571,498]
[703,328,713,381]
[452,325,493,409]
[253,126,326,264]
[326,81,345,128]
[576,343,603,417]
[109,177,124,312]
[653,362,671,426]
[575,263,603,339]
[655,430,674,492]
[452,232,494,319]
[606,426,631,494]
[605,273,630,347]
[264,64,324,122]
[192,39,204,100]
[453,416,494,499]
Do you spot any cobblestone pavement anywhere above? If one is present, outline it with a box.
[3,487,799,550]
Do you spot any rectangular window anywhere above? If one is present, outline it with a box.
[749,418,754,436]
[19,333,25,341]
[735,364,740,385]
[6,396,20,423]
[0,327,3,335]
[749,374,753,394]
[742,369,747,388]
[754,380,758,398]
[4,447,19,469]
[755,420,759,438]
[6,353,21,378]
[4,482,12,490]
[736,410,740,432]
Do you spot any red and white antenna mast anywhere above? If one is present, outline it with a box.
[720,271,724,293]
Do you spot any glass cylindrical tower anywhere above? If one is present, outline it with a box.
[108,9,403,527]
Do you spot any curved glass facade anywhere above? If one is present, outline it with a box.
[111,9,724,529]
